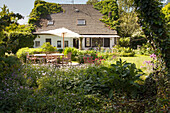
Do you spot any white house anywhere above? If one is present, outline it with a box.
[33,4,119,49]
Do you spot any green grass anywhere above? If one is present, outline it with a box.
[118,55,152,69]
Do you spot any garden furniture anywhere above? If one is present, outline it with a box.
[61,52,72,65]
[26,52,37,64]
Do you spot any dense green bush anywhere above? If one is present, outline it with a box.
[136,43,154,55]
[41,42,57,52]
[130,35,147,49]
[113,45,135,57]
[16,42,57,62]
[16,47,43,62]
[29,0,63,24]
[119,37,130,47]
[64,47,79,61]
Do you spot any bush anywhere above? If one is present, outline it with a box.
[64,47,79,61]
[112,46,135,57]
[16,47,43,62]
[137,43,154,55]
[41,42,57,52]
[130,35,147,49]
[119,37,130,47]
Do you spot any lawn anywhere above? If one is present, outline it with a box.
[119,55,152,69]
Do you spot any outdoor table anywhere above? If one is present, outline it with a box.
[33,53,64,64]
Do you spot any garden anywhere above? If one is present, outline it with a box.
[0,0,169,112]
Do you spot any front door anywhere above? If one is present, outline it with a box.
[73,39,79,49]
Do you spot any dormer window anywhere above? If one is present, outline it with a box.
[47,20,54,25]
[77,19,86,25]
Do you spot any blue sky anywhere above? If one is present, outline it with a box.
[0,0,88,24]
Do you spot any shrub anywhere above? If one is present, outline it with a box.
[16,47,43,62]
[119,37,130,47]
[41,42,57,52]
[130,35,147,49]
[112,46,135,57]
[138,43,154,55]
[64,47,79,61]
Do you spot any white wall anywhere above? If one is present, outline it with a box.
[34,35,117,50]
[34,35,73,49]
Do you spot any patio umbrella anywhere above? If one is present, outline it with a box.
[40,27,81,49]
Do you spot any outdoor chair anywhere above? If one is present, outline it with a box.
[26,52,37,64]
[61,52,72,65]
[46,54,57,64]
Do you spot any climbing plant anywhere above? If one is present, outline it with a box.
[29,0,63,24]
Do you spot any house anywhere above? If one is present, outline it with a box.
[33,4,119,49]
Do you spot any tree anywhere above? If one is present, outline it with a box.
[94,0,119,30]
[162,3,170,35]
[86,0,100,5]
[0,5,23,56]
[134,0,169,111]
[0,5,36,55]
[117,0,140,38]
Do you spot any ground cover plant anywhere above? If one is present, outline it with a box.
[1,59,152,112]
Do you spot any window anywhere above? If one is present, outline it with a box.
[104,38,110,47]
[77,19,86,25]
[57,41,61,48]
[46,39,51,45]
[85,38,91,47]
[92,38,103,47]
[35,41,40,47]
[47,20,54,25]
[64,41,69,47]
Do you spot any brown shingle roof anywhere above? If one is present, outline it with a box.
[36,4,117,35]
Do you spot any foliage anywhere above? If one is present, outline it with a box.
[94,0,119,30]
[117,12,139,37]
[3,32,36,54]
[136,43,154,55]
[113,45,135,57]
[0,5,36,55]
[134,0,170,69]
[0,5,23,57]
[0,59,146,112]
[29,0,63,24]
[130,35,147,49]
[116,0,140,38]
[119,37,130,47]
[63,47,79,61]
[41,42,57,52]
[134,0,170,112]
[162,3,170,36]
[16,47,43,62]
[86,0,100,5]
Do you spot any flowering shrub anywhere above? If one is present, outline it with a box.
[141,54,157,74]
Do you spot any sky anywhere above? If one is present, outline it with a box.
[0,0,89,24]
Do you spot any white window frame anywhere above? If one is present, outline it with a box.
[57,40,61,48]
[64,41,69,47]
[47,20,54,25]
[77,19,86,25]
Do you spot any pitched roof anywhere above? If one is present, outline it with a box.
[35,4,117,35]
